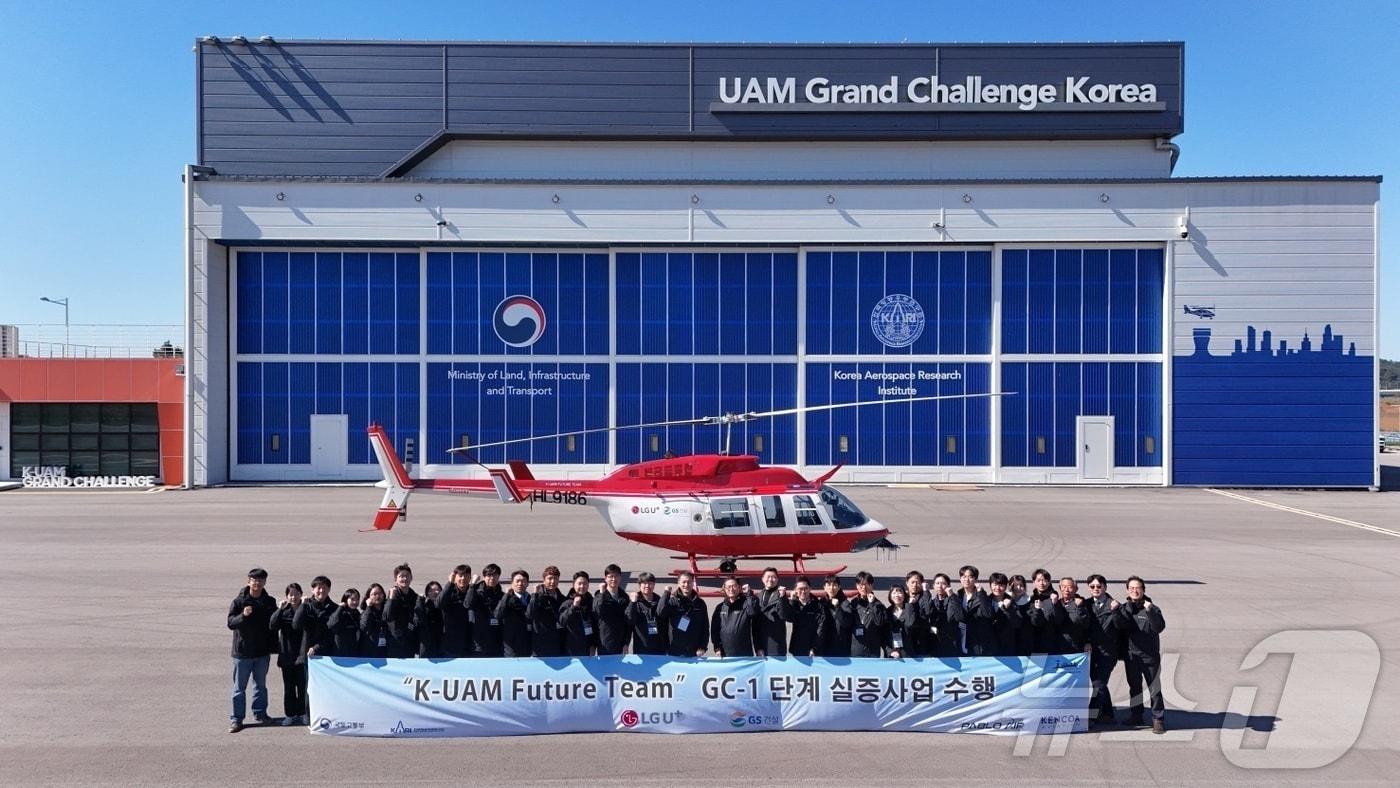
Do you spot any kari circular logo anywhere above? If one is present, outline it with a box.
[619,709,640,728]
[871,294,925,348]
[493,295,547,348]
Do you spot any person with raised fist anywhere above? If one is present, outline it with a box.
[817,574,852,657]
[755,567,791,657]
[382,563,419,658]
[884,584,923,658]
[227,567,276,732]
[844,571,886,658]
[785,576,825,657]
[1084,573,1123,728]
[593,564,630,655]
[464,564,504,657]
[710,576,762,657]
[660,571,708,657]
[559,570,598,657]
[494,569,533,658]
[527,567,565,657]
[1119,576,1168,733]
[268,582,307,726]
[358,583,390,658]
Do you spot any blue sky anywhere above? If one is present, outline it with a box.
[0,0,1394,357]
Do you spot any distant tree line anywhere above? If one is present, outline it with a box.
[1383,359,1399,391]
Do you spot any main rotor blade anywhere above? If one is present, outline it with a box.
[749,391,1013,419]
[445,416,711,454]
[445,391,1015,455]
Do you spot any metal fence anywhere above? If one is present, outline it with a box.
[7,324,184,359]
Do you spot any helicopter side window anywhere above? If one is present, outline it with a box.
[820,486,870,530]
[711,498,752,530]
[792,495,824,527]
[760,496,786,528]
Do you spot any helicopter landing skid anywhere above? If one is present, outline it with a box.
[667,554,849,579]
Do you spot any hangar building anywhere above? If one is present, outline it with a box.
[183,40,1380,487]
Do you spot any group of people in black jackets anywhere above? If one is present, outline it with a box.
[226,562,1166,733]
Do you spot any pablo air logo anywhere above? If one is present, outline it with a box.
[493,295,547,348]
[871,294,925,348]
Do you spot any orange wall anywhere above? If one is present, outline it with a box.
[0,358,185,486]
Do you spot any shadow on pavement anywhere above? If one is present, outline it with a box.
[1380,461,1400,492]
[1158,710,1277,732]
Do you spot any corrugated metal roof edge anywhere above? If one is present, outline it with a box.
[195,38,1185,49]
[196,174,1382,186]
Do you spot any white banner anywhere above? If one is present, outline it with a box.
[308,653,1089,737]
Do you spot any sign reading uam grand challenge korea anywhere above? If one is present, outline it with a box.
[308,654,1088,737]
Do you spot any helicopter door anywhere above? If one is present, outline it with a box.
[789,494,830,531]
[758,495,787,530]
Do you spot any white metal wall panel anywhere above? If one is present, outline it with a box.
[408,139,1173,181]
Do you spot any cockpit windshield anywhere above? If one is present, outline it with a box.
[820,486,869,530]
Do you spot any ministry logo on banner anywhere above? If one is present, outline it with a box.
[871,294,925,348]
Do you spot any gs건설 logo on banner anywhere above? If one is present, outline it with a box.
[871,294,925,348]
[493,294,547,348]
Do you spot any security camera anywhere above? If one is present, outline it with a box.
[1177,218,1189,239]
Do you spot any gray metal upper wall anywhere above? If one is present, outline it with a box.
[197,40,1184,177]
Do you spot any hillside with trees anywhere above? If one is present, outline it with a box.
[1383,359,1399,390]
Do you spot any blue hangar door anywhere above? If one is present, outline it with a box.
[999,249,1165,483]
[228,247,1165,484]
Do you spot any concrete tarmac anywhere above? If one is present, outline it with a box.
[2,475,1399,785]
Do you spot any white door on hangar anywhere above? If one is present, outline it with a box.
[311,414,349,478]
[1078,416,1113,482]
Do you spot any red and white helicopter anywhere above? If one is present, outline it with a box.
[366,393,1001,579]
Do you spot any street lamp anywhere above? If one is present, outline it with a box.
[39,296,69,354]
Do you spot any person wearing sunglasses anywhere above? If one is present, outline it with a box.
[1084,573,1122,727]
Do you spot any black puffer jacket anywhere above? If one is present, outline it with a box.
[494,590,533,658]
[710,594,761,658]
[592,587,631,655]
[1118,597,1166,661]
[359,604,389,658]
[439,583,472,657]
[527,587,566,657]
[327,604,361,656]
[843,596,887,658]
[464,582,505,657]
[414,596,444,658]
[267,601,303,668]
[627,592,669,655]
[1086,594,1122,659]
[227,588,277,658]
[382,586,419,658]
[786,596,826,657]
[884,603,924,657]
[660,590,708,657]
[293,597,337,659]
[559,591,599,657]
